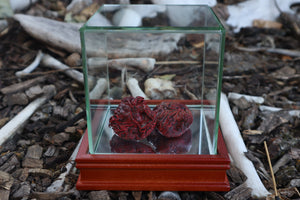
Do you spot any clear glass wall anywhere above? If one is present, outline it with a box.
[80,4,225,154]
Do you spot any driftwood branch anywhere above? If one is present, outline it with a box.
[235,44,300,57]
[0,85,56,146]
[46,135,83,192]
[220,93,270,198]
[89,78,107,99]
[41,54,94,88]
[14,14,81,53]
[228,92,264,104]
[15,50,44,77]
[88,57,156,72]
[126,78,149,99]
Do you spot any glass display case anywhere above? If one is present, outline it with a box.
[76,4,229,191]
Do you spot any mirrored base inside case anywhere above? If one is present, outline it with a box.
[89,100,218,155]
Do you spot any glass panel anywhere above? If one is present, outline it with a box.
[80,4,225,155]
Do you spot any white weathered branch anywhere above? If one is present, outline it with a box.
[46,135,83,192]
[0,85,56,146]
[41,54,94,88]
[126,78,149,99]
[220,93,270,198]
[88,57,156,72]
[259,105,300,117]
[89,78,107,99]
[228,92,264,104]
[16,50,43,77]
[14,14,81,53]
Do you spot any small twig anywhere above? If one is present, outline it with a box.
[46,135,84,192]
[264,141,279,198]
[156,60,200,65]
[183,86,198,100]
[15,50,44,77]
[235,43,300,57]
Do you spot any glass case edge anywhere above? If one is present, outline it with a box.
[213,30,225,154]
[80,29,94,154]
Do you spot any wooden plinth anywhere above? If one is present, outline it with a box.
[75,129,230,191]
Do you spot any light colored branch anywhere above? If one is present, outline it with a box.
[220,93,270,198]
[15,50,43,77]
[126,77,149,99]
[46,135,83,192]
[41,54,94,88]
[88,57,156,72]
[89,78,107,99]
[235,44,300,57]
[0,85,56,146]
[228,92,264,104]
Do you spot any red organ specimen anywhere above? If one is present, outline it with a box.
[109,96,157,140]
[153,102,193,138]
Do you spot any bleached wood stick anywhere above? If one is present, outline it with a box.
[235,45,300,57]
[0,85,56,146]
[14,14,81,53]
[46,135,83,192]
[126,78,149,99]
[89,78,107,99]
[228,92,264,104]
[259,105,300,117]
[88,57,156,72]
[220,93,270,198]
[16,50,43,77]
[41,54,94,88]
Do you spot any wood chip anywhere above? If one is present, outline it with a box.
[0,170,14,190]
[25,144,43,159]
[52,132,69,146]
[22,158,43,168]
[3,92,29,106]
[12,182,31,199]
[0,76,46,94]
[28,168,53,177]
[30,191,73,200]
[0,154,19,173]
[89,190,111,200]
[224,183,252,200]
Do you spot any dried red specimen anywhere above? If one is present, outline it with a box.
[110,135,155,153]
[153,102,193,138]
[148,129,192,154]
[109,96,156,140]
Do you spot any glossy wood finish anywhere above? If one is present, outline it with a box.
[75,129,230,191]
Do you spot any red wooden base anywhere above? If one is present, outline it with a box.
[75,129,230,191]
